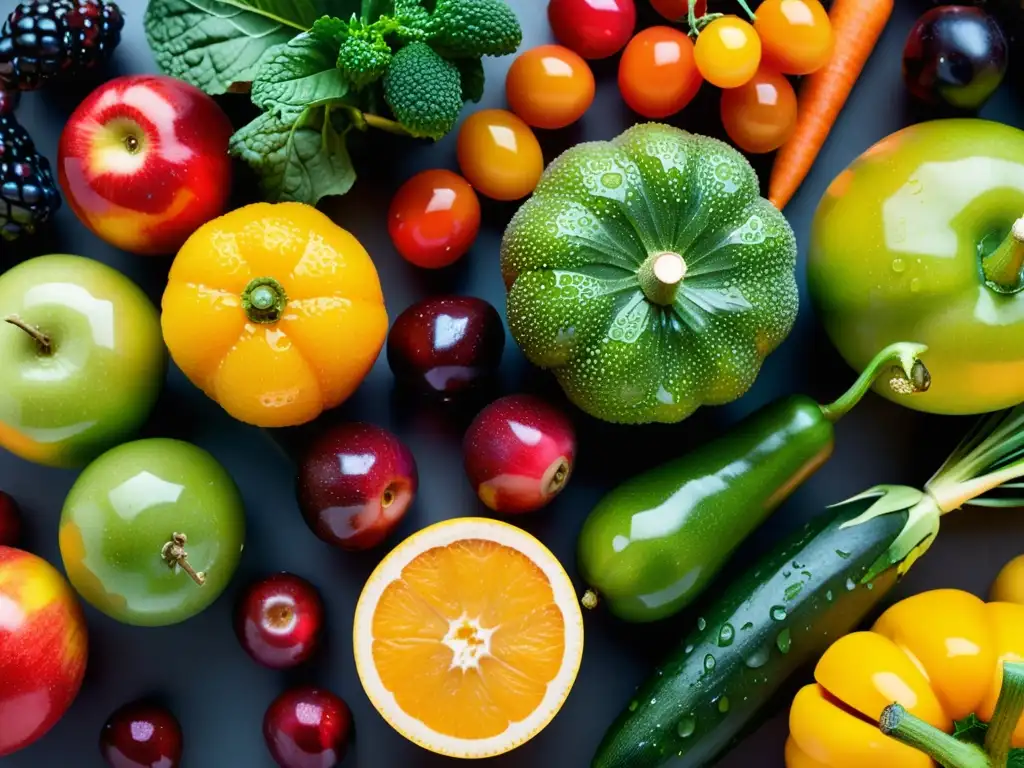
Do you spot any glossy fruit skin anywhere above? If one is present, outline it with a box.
[0,254,166,469]
[58,74,233,256]
[720,67,799,154]
[463,394,576,514]
[457,109,544,201]
[903,6,1008,111]
[694,16,763,89]
[297,423,418,552]
[547,0,636,59]
[263,686,352,768]
[389,169,481,269]
[99,700,183,768]
[618,27,702,119]
[387,295,506,399]
[506,45,595,129]
[59,438,246,626]
[650,0,706,21]
[0,546,88,757]
[992,555,1024,604]
[235,573,324,669]
[0,491,21,546]
[501,123,798,425]
[754,0,834,76]
[161,202,388,428]
[809,119,1024,414]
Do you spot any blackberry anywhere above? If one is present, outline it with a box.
[0,114,61,242]
[0,0,124,91]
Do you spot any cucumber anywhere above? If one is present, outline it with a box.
[591,493,911,768]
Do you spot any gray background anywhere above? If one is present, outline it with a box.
[2,0,1023,766]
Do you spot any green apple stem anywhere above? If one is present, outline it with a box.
[161,532,206,586]
[982,217,1024,294]
[5,315,51,355]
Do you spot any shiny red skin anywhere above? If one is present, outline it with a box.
[263,686,352,768]
[464,395,577,514]
[0,491,21,547]
[0,546,88,757]
[296,423,418,552]
[99,701,182,768]
[389,170,481,269]
[58,74,233,256]
[235,573,323,670]
[387,296,506,399]
[547,0,637,59]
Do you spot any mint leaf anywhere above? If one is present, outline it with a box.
[251,33,348,118]
[453,57,485,103]
[144,0,354,95]
[230,106,356,205]
[362,0,394,21]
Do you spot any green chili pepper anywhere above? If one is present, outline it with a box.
[577,342,931,624]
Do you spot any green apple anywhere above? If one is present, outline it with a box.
[0,255,165,468]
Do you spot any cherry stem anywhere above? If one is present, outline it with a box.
[581,590,599,610]
[880,704,988,768]
[984,661,1024,767]
[161,532,206,587]
[819,342,930,423]
[5,315,51,355]
[982,217,1024,294]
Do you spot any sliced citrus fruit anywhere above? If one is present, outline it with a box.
[353,517,584,758]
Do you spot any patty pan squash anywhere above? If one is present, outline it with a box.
[500,123,798,424]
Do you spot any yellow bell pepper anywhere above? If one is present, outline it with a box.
[992,556,1024,605]
[787,589,1024,768]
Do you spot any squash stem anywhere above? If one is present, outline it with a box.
[880,704,989,768]
[241,277,288,325]
[982,217,1024,294]
[984,661,1024,766]
[819,342,930,423]
[4,315,52,355]
[638,252,686,306]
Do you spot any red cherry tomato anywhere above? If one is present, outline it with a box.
[650,0,706,21]
[389,170,481,269]
[506,45,596,129]
[754,0,834,75]
[457,109,545,202]
[548,0,637,60]
[694,16,763,89]
[720,68,798,154]
[618,26,703,119]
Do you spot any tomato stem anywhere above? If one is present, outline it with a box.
[161,532,206,587]
[984,661,1024,766]
[638,252,686,306]
[241,277,288,324]
[880,704,989,768]
[4,315,52,355]
[819,342,930,423]
[734,0,756,21]
[982,218,1024,294]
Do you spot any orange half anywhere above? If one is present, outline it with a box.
[353,518,585,758]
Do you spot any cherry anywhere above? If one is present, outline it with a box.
[296,423,418,551]
[263,686,352,768]
[0,90,19,116]
[0,491,20,547]
[547,0,636,60]
[464,394,577,514]
[387,296,506,399]
[99,700,182,768]
[235,573,324,669]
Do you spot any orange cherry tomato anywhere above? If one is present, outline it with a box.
[618,26,703,119]
[649,0,705,21]
[754,0,834,75]
[388,169,481,269]
[694,16,762,89]
[720,68,798,154]
[457,109,544,202]
[506,44,596,129]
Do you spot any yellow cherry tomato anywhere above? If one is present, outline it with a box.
[457,109,545,201]
[506,44,596,129]
[992,555,1024,605]
[161,202,388,428]
[754,0,834,76]
[694,16,762,89]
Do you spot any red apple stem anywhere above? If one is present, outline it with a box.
[5,315,51,355]
[547,459,571,495]
[161,532,206,586]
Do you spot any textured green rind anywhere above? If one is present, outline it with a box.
[501,123,799,424]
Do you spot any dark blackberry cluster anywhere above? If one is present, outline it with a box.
[0,114,61,242]
[0,0,124,91]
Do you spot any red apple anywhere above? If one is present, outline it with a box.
[0,546,88,757]
[0,491,21,547]
[263,686,352,768]
[57,74,233,256]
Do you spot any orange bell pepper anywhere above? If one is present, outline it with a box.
[787,589,1024,768]
[161,203,388,428]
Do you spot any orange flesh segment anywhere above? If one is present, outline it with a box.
[371,539,565,740]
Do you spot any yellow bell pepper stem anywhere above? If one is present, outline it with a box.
[985,662,1024,767]
[819,342,930,423]
[982,217,1024,295]
[880,704,988,768]
[240,277,288,325]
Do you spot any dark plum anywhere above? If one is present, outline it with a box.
[99,700,182,768]
[387,296,505,399]
[903,5,1008,110]
[235,573,323,669]
[0,491,20,546]
[263,686,352,768]
[296,423,418,551]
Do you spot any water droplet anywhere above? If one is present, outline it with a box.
[718,696,731,713]
[910,277,922,293]
[718,624,735,647]
[784,582,803,601]
[745,646,771,669]
[741,622,754,631]
[629,700,638,712]
[650,697,658,705]
[697,617,707,631]
[782,570,792,578]
[792,560,804,569]
[845,577,857,591]
[892,258,906,273]
[703,654,716,673]
[776,629,792,654]
[835,549,851,559]
[685,644,694,655]
[677,716,696,738]
[770,605,787,621]
[868,582,875,590]
[601,172,623,189]
[826,590,834,602]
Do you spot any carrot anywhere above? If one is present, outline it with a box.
[768,0,895,210]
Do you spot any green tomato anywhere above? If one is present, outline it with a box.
[501,123,799,424]
[0,255,165,468]
[809,119,1024,415]
[59,439,245,627]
